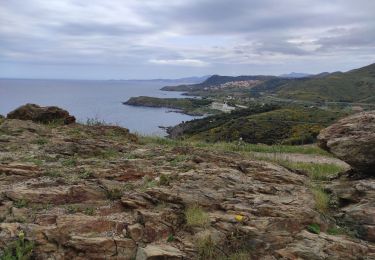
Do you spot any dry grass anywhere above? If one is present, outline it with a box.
[311,186,330,213]
[185,204,210,227]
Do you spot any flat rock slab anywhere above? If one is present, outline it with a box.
[136,244,184,260]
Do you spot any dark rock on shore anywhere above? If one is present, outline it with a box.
[318,111,375,175]
[7,104,76,125]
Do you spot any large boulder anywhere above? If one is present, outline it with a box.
[7,103,75,124]
[318,111,375,175]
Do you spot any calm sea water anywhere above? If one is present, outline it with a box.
[0,79,201,136]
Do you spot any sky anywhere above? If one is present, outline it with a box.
[0,0,374,79]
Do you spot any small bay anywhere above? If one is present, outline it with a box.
[0,79,201,136]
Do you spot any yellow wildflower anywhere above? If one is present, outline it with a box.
[235,215,244,222]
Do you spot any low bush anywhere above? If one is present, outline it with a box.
[307,223,321,234]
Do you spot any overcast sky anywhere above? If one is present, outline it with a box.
[0,0,374,79]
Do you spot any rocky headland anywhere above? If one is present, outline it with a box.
[0,105,374,259]
[123,96,216,116]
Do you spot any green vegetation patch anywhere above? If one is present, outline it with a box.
[1,231,34,260]
[307,223,321,234]
[14,199,28,209]
[169,105,344,145]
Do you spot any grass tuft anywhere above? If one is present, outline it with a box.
[196,233,216,260]
[277,161,344,181]
[185,205,210,228]
[85,117,107,126]
[105,188,123,201]
[138,135,330,156]
[311,186,330,213]
[14,199,28,208]
[62,157,78,167]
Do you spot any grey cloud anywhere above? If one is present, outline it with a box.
[54,22,154,36]
[317,26,375,50]
[0,0,374,79]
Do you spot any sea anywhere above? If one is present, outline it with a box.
[0,79,201,136]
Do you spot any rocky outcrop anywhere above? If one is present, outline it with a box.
[7,103,76,124]
[318,111,375,175]
[327,177,375,243]
[0,118,374,259]
[317,111,375,245]
[276,230,371,260]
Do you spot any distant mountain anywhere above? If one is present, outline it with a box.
[279,72,312,78]
[309,72,331,78]
[127,75,211,85]
[161,63,375,104]
[276,63,375,103]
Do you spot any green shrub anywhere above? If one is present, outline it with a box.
[307,223,320,234]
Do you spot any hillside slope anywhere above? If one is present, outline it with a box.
[161,63,375,104]
[168,105,347,145]
[276,63,375,103]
